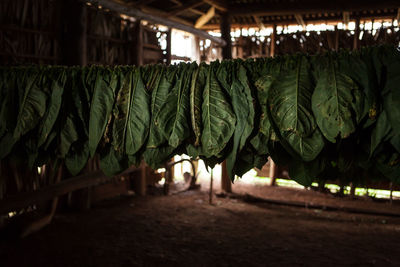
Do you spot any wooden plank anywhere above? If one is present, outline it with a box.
[0,171,107,214]
[83,0,226,46]
[0,166,141,215]
[195,7,215,29]
[220,12,232,59]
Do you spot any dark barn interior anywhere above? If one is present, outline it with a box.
[1,0,400,266]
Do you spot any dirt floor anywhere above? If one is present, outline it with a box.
[2,180,400,267]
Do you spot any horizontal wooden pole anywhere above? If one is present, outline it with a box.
[84,0,226,46]
[0,166,140,215]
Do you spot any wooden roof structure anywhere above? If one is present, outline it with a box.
[102,0,399,31]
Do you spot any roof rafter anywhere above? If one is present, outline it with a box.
[195,6,215,28]
[166,0,204,17]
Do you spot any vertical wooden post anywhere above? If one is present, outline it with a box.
[335,25,339,51]
[133,19,143,66]
[220,12,232,192]
[60,0,87,66]
[220,12,232,60]
[270,24,276,57]
[166,28,172,65]
[269,157,277,186]
[353,18,360,50]
[221,161,232,193]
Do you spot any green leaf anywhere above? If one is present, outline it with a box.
[112,68,150,156]
[370,110,392,156]
[13,69,47,140]
[156,63,194,148]
[312,55,363,142]
[89,68,118,157]
[100,146,128,177]
[289,159,320,187]
[190,63,206,146]
[38,69,66,147]
[60,114,79,158]
[201,62,236,158]
[268,55,324,161]
[65,141,89,176]
[225,63,255,179]
[147,66,176,148]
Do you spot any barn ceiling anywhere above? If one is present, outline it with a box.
[113,0,400,30]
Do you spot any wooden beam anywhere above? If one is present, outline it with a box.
[270,24,276,57]
[0,171,107,214]
[195,7,215,29]
[253,16,265,30]
[189,8,206,16]
[353,18,360,50]
[167,0,203,17]
[128,0,157,7]
[166,28,172,65]
[203,0,228,12]
[220,12,232,59]
[169,0,206,16]
[132,19,143,66]
[294,14,306,28]
[84,0,226,46]
[343,11,350,26]
[229,0,400,16]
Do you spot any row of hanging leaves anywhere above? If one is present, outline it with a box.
[0,45,399,187]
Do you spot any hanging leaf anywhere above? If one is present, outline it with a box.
[370,110,392,156]
[59,114,79,158]
[268,55,324,161]
[312,55,363,142]
[226,63,255,179]
[156,63,194,148]
[89,68,118,157]
[65,141,89,176]
[38,69,67,147]
[147,66,177,148]
[190,63,206,146]
[201,62,236,158]
[13,68,47,140]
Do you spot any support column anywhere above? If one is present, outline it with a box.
[166,28,172,65]
[133,19,143,66]
[269,158,277,186]
[60,0,87,66]
[270,24,276,57]
[221,161,232,193]
[220,12,232,60]
[220,12,232,192]
[353,18,360,50]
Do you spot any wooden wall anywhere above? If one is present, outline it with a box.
[0,0,165,66]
